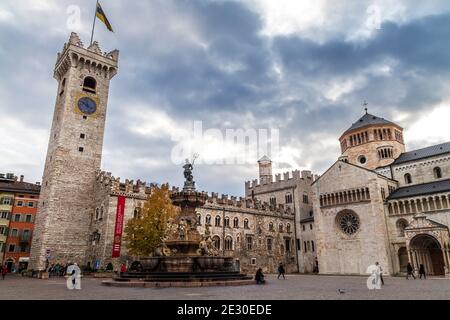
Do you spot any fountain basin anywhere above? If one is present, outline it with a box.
[140,257,160,271]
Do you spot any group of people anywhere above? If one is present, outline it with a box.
[406,262,427,279]
[255,260,428,285]
[47,263,71,277]
[254,263,286,284]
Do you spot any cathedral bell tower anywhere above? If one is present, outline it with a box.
[30,33,119,270]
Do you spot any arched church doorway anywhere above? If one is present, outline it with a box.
[398,247,408,273]
[410,234,445,276]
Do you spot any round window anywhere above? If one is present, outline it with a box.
[358,155,367,164]
[336,211,360,235]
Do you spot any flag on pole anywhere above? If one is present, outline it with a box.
[96,1,114,32]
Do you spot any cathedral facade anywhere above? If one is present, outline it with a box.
[30,34,450,278]
[313,113,450,277]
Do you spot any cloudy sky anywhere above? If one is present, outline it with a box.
[1,0,450,196]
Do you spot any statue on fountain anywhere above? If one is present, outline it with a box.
[183,154,198,191]
[198,224,219,256]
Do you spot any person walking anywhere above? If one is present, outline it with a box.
[1,265,7,280]
[419,264,426,279]
[375,262,384,285]
[313,258,319,274]
[120,263,127,276]
[255,268,265,284]
[277,263,286,279]
[406,262,416,279]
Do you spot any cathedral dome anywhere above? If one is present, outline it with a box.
[338,111,405,170]
[341,113,399,139]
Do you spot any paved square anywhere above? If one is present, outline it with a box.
[1,274,449,300]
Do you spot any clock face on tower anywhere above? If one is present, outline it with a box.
[77,97,97,115]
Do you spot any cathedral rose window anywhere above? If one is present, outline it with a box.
[336,211,360,235]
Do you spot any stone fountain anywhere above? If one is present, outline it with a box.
[104,158,253,287]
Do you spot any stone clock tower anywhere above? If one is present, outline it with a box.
[30,33,119,270]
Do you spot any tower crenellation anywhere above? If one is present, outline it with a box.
[245,169,314,195]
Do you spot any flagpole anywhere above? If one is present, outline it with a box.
[90,0,99,46]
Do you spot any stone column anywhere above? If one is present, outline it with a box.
[442,247,450,277]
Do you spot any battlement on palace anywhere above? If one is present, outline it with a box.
[96,170,152,198]
[198,192,294,216]
[245,170,318,191]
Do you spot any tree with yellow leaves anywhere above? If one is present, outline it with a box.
[124,184,178,256]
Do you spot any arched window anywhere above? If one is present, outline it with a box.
[133,208,139,219]
[285,193,292,204]
[434,167,443,179]
[82,76,97,93]
[304,241,307,252]
[224,216,230,227]
[244,218,249,229]
[287,223,291,233]
[270,196,276,206]
[100,207,104,220]
[233,217,239,228]
[303,193,309,204]
[205,215,211,225]
[268,222,274,231]
[95,208,99,220]
[311,240,315,252]
[212,236,220,250]
[224,236,233,250]
[404,173,412,184]
[215,215,221,227]
[396,219,408,237]
[197,214,201,225]
[278,223,283,232]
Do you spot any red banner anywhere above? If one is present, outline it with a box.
[112,195,126,258]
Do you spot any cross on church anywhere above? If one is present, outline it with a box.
[363,101,368,114]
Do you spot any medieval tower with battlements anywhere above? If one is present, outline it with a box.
[29,33,119,269]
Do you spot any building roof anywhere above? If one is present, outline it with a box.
[258,155,271,162]
[393,142,450,165]
[0,180,41,194]
[387,179,450,200]
[342,113,399,137]
[312,159,395,186]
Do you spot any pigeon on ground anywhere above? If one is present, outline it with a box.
[338,289,345,294]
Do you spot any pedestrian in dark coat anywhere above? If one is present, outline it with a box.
[1,265,7,280]
[406,262,416,279]
[277,263,285,279]
[419,264,426,279]
[255,268,265,284]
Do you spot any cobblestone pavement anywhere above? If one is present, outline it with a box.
[0,274,449,300]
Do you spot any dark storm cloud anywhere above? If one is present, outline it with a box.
[270,12,450,145]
